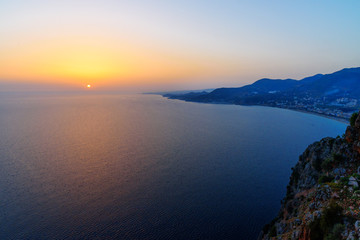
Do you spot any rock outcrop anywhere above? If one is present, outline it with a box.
[260,111,360,240]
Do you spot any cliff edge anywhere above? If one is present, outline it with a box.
[260,111,360,240]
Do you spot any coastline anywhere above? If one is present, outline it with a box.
[284,108,349,124]
[161,95,350,124]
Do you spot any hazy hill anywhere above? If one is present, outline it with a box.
[163,67,360,119]
[164,67,360,104]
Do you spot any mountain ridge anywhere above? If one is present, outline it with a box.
[163,67,360,120]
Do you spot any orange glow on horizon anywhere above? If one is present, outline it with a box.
[0,35,242,88]
[1,1,360,91]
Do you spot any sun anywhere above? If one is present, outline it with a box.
[87,84,91,88]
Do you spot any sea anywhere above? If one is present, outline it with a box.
[0,93,346,239]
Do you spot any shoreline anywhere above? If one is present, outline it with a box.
[162,95,350,124]
[284,108,349,124]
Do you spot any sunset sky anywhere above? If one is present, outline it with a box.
[1,0,360,92]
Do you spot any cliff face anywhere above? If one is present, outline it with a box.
[261,111,360,240]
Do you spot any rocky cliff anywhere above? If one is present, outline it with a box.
[260,111,360,240]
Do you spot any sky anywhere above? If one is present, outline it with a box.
[1,0,360,92]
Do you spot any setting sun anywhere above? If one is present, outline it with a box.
[1,1,360,239]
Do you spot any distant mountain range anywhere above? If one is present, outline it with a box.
[162,67,360,120]
[144,89,214,96]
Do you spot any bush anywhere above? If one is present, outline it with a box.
[350,112,358,127]
[286,202,294,214]
[318,175,334,184]
[332,153,343,163]
[309,201,343,239]
[269,225,277,237]
[290,168,300,185]
[312,158,322,171]
[351,173,360,179]
[320,201,343,234]
[321,158,333,171]
[309,218,323,240]
[328,182,343,191]
[340,177,349,185]
[324,223,345,240]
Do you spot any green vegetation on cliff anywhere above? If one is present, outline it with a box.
[261,110,360,240]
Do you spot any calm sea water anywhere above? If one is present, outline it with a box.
[0,93,346,239]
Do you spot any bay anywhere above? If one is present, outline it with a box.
[0,93,346,239]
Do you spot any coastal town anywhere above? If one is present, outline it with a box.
[165,67,360,123]
[263,96,359,120]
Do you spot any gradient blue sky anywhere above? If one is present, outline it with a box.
[1,0,360,91]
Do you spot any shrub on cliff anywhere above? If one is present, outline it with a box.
[332,153,343,163]
[309,201,343,239]
[339,176,349,185]
[318,174,334,184]
[350,112,358,127]
[320,201,343,233]
[321,153,344,172]
[324,223,345,240]
[268,225,276,237]
[321,158,333,172]
[309,218,323,240]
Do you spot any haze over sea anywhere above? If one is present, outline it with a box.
[0,93,346,239]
